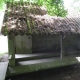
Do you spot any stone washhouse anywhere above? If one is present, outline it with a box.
[1,1,80,76]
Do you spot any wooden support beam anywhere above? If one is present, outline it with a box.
[60,34,63,59]
[8,35,15,66]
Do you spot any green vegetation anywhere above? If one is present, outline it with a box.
[34,0,67,17]
[0,0,4,10]
[0,0,67,17]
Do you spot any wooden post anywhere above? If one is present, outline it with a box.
[60,34,63,59]
[8,35,15,66]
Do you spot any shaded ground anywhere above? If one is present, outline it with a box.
[6,63,80,80]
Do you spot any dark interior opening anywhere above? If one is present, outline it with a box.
[32,34,60,54]
[63,34,80,56]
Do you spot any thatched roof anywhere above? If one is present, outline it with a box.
[1,2,80,35]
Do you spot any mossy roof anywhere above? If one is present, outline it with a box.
[1,2,80,35]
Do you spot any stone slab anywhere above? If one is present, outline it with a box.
[0,62,8,80]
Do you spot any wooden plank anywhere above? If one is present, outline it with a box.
[8,35,15,66]
[15,53,60,58]
[60,34,64,59]
[7,57,79,76]
[0,62,8,80]
[15,52,80,62]
[65,53,80,58]
[17,57,60,65]
[15,53,60,61]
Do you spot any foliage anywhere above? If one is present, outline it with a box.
[0,0,67,17]
[0,0,4,10]
[32,0,67,17]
